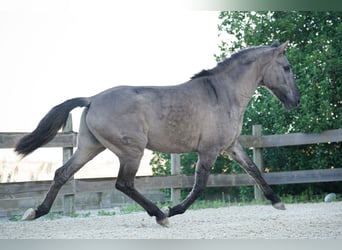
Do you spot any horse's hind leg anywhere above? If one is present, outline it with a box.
[22,148,104,220]
[226,142,285,210]
[22,110,105,220]
[115,154,169,226]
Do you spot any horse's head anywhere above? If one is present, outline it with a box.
[261,41,300,110]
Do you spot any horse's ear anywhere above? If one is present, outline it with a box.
[277,41,289,55]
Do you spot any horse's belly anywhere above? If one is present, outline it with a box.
[146,125,199,154]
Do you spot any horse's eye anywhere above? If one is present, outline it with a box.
[283,66,291,72]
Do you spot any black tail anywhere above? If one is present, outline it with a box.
[15,97,90,157]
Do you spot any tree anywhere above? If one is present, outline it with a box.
[217,11,341,134]
[151,11,342,201]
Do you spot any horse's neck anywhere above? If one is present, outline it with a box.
[221,63,261,112]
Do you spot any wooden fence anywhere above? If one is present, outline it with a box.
[0,115,341,217]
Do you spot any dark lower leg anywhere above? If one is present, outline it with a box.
[116,182,166,222]
[247,166,281,204]
[227,143,282,206]
[34,164,74,218]
[29,147,103,219]
[168,154,214,217]
[168,182,207,217]
[35,182,64,218]
[116,157,168,224]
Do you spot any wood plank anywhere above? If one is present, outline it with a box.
[238,135,261,148]
[72,168,342,193]
[74,175,189,192]
[75,168,342,190]
[258,129,342,148]
[1,129,340,149]
[0,132,78,148]
[264,168,342,185]
[75,178,116,193]
[0,180,74,199]
[1,169,342,199]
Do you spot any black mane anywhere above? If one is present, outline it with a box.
[191,42,278,80]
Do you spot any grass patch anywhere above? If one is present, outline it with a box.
[280,193,341,204]
[97,210,116,216]
[8,215,21,222]
[189,199,267,210]
[45,212,64,220]
[120,204,145,213]
[120,202,172,214]
[68,211,92,218]
[117,200,254,213]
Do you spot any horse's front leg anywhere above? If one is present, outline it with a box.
[226,142,285,210]
[165,150,218,218]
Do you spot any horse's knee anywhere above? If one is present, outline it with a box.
[53,168,69,187]
[191,183,206,196]
[115,180,134,193]
[115,181,124,191]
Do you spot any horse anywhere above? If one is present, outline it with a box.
[16,41,300,227]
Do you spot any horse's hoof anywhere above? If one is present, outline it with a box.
[157,217,170,227]
[272,202,286,210]
[161,206,170,217]
[22,208,36,221]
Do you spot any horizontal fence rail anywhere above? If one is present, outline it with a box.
[0,132,78,149]
[0,121,341,217]
[238,129,342,148]
[1,129,340,149]
[1,168,342,200]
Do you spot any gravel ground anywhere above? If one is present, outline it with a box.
[0,202,341,239]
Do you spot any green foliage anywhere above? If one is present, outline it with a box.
[150,153,171,176]
[8,215,22,221]
[120,204,145,213]
[151,11,342,202]
[45,212,63,220]
[217,11,341,134]
[216,11,342,198]
[97,210,116,216]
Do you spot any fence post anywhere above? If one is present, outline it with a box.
[253,125,264,201]
[171,153,181,205]
[62,114,75,215]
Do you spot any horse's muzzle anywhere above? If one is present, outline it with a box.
[285,95,300,110]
